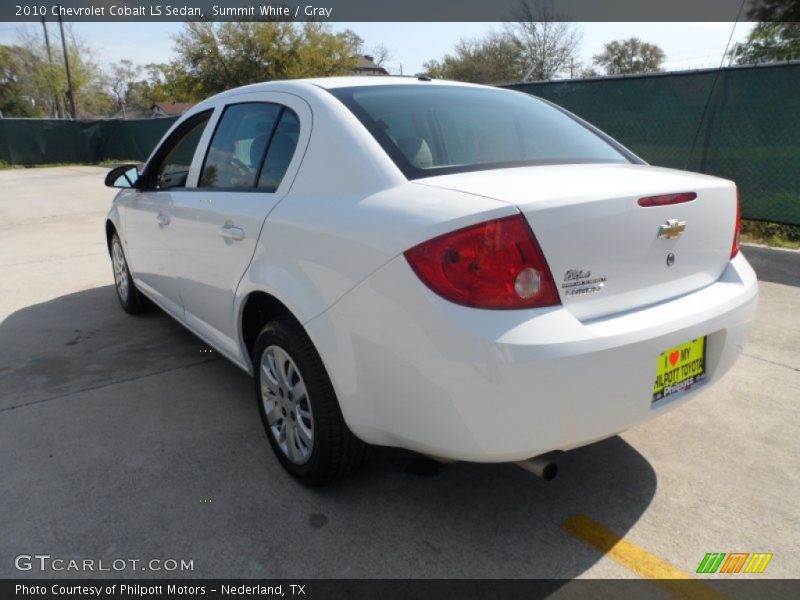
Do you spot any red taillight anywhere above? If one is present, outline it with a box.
[404,214,560,309]
[731,188,741,258]
[637,192,697,207]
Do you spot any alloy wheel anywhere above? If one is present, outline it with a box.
[259,345,315,464]
[112,239,129,303]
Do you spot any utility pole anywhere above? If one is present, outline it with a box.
[40,17,61,118]
[57,14,77,119]
[728,43,739,67]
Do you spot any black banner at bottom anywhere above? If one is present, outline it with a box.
[4,579,800,600]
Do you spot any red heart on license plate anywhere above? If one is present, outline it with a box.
[669,351,680,366]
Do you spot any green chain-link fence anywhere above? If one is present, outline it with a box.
[0,117,176,165]
[505,62,800,225]
[1,62,798,224]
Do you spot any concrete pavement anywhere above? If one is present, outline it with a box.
[0,167,798,588]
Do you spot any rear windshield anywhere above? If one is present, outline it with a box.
[329,84,632,179]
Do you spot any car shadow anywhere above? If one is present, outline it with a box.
[0,285,657,581]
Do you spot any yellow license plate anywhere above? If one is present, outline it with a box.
[652,337,706,403]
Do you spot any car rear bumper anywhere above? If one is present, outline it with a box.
[306,252,758,462]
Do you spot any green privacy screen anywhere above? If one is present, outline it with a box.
[505,62,800,225]
[1,62,798,224]
[0,117,177,165]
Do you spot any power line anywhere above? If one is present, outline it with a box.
[684,0,747,171]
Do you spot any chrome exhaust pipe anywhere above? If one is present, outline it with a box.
[515,455,558,481]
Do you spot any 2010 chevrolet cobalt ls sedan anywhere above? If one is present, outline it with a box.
[105,77,758,484]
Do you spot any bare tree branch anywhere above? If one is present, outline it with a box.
[370,43,392,67]
[506,0,582,81]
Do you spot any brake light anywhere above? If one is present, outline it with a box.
[637,192,697,207]
[404,214,560,309]
[731,188,741,258]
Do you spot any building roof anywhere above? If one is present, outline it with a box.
[151,102,195,116]
[352,55,389,75]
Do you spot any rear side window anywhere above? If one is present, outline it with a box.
[257,109,300,192]
[329,85,631,179]
[200,103,282,189]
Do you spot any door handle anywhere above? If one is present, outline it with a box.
[156,212,170,227]
[219,222,245,241]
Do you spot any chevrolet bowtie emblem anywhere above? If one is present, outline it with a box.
[658,219,686,240]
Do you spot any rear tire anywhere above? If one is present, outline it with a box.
[253,318,368,485]
[110,232,147,314]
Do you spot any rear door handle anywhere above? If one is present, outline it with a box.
[156,212,170,227]
[219,222,245,241]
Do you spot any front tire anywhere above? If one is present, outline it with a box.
[110,232,147,314]
[253,318,368,485]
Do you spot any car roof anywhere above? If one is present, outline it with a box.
[300,76,480,89]
[208,76,486,101]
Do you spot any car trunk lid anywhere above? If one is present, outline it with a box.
[414,163,738,321]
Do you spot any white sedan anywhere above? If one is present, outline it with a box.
[105,77,758,484]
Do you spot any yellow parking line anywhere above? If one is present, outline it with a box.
[562,515,727,600]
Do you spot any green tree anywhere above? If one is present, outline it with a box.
[730,22,800,64]
[134,63,186,105]
[168,22,362,100]
[0,45,41,117]
[423,1,583,84]
[593,38,665,75]
[746,0,800,25]
[16,25,112,117]
[108,59,146,115]
[422,32,525,84]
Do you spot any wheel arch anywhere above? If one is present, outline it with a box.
[105,202,123,256]
[240,290,305,364]
[105,219,117,255]
[237,284,367,446]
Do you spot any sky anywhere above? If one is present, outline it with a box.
[0,21,755,77]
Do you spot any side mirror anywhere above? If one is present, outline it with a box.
[105,164,141,189]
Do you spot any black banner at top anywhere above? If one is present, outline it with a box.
[3,0,798,23]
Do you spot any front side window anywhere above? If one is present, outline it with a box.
[154,112,211,189]
[199,103,283,189]
[329,85,632,179]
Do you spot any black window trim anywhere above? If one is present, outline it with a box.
[327,85,644,180]
[253,106,286,189]
[140,109,214,191]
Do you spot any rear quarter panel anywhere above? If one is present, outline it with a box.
[237,85,519,329]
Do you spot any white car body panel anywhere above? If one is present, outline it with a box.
[247,183,516,325]
[108,76,758,462]
[306,253,757,461]
[122,187,185,318]
[419,163,738,320]
[169,92,313,359]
